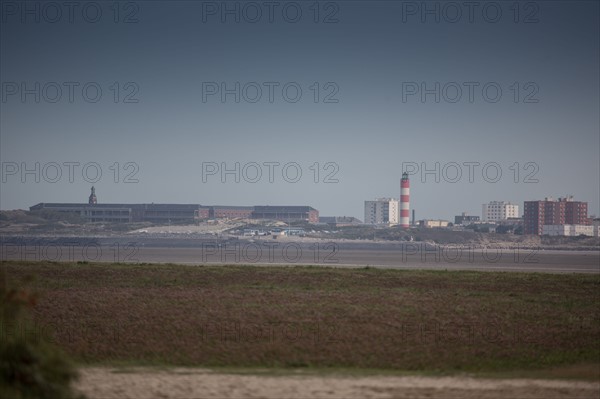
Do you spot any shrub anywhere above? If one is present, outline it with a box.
[0,276,83,399]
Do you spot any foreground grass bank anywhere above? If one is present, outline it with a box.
[2,261,599,374]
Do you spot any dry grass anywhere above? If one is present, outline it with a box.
[2,261,599,374]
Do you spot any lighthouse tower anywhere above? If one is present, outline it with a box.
[400,173,410,228]
[88,186,97,205]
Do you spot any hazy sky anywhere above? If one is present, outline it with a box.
[1,0,599,220]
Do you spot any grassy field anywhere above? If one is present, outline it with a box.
[2,261,599,375]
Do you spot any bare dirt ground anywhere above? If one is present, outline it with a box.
[75,367,600,399]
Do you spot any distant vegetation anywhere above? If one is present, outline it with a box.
[0,210,147,234]
[1,209,83,225]
[2,211,598,249]
[298,223,598,248]
[317,225,479,243]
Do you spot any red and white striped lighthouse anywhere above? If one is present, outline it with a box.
[400,172,410,228]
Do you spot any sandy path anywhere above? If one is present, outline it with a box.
[75,367,600,399]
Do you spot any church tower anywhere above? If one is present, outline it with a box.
[88,186,97,204]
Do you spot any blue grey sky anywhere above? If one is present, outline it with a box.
[1,1,599,220]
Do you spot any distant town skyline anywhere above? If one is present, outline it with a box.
[11,182,598,224]
[2,1,598,219]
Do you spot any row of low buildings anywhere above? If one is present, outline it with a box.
[27,187,322,224]
[30,202,319,224]
[30,188,366,226]
[318,216,363,227]
[541,224,597,237]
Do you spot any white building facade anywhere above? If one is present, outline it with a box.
[482,201,519,222]
[542,224,597,237]
[421,219,450,228]
[364,198,399,225]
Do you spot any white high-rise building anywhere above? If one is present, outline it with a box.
[364,198,399,225]
[482,201,519,222]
